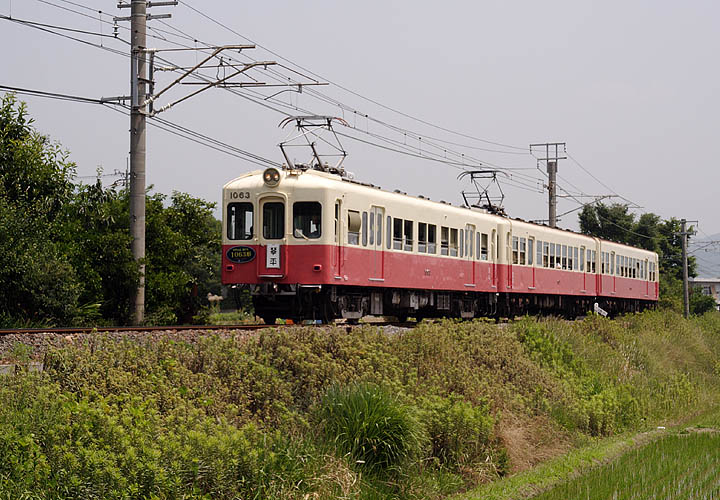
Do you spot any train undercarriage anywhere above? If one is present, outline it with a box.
[240,283,655,325]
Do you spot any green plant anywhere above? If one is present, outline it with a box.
[317,382,424,474]
[421,393,494,467]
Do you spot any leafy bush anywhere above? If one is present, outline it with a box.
[421,393,495,468]
[317,382,424,474]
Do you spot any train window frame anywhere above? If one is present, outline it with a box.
[549,243,555,268]
[387,216,392,250]
[418,222,427,253]
[450,228,459,257]
[369,210,374,246]
[293,201,322,240]
[465,228,473,258]
[441,226,449,256]
[262,202,285,240]
[512,236,519,264]
[347,210,361,245]
[377,212,383,248]
[227,202,254,241]
[528,238,534,266]
[404,219,414,252]
[459,229,465,258]
[393,218,403,250]
[573,247,579,271]
[543,242,550,268]
[476,232,481,260]
[362,212,368,246]
[520,237,527,265]
[428,224,437,254]
[334,202,340,243]
[568,246,573,270]
[481,233,489,261]
[561,245,567,270]
[536,239,543,267]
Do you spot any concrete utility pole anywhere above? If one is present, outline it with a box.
[681,219,689,318]
[678,219,699,319]
[129,0,147,325]
[530,142,566,228]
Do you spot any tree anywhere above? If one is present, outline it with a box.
[0,94,81,325]
[690,287,717,315]
[0,93,222,327]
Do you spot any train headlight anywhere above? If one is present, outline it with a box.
[263,168,281,187]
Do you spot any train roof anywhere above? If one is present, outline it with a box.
[224,168,656,257]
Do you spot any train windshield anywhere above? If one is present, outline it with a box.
[293,202,322,239]
[227,202,253,240]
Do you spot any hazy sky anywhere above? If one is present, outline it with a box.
[2,1,719,261]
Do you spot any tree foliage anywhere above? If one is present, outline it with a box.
[0,93,221,327]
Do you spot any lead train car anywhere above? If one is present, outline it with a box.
[222,167,659,324]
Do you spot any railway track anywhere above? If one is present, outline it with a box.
[0,320,413,336]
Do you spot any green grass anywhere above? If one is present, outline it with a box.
[532,431,720,500]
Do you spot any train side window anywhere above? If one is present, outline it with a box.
[549,243,555,268]
[536,240,543,266]
[441,226,449,255]
[404,220,414,251]
[418,223,427,253]
[393,218,403,250]
[512,236,519,264]
[428,224,437,254]
[459,229,464,258]
[468,229,474,258]
[520,238,526,265]
[592,251,597,273]
[377,212,383,247]
[543,242,550,268]
[369,210,374,245]
[481,233,489,261]
[262,202,285,240]
[334,202,340,243]
[362,212,368,246]
[227,202,253,240]
[568,246,573,270]
[611,252,615,275]
[387,216,392,250]
[293,201,322,240]
[450,228,459,257]
[574,247,579,271]
[600,252,605,274]
[347,210,361,245]
[476,232,481,260]
[561,245,567,270]
[528,238,534,266]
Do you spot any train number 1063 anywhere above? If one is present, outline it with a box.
[230,191,251,199]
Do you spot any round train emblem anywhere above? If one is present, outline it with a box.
[226,246,256,263]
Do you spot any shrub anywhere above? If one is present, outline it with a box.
[317,382,424,474]
[421,393,494,467]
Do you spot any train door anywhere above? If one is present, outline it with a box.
[491,229,497,288]
[370,206,385,281]
[580,245,587,292]
[506,231,513,289]
[465,224,476,285]
[529,237,536,289]
[257,195,287,278]
[334,200,342,277]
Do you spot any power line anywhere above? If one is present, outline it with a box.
[175,0,528,152]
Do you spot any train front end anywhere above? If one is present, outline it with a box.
[222,167,336,324]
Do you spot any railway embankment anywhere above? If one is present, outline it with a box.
[0,310,718,499]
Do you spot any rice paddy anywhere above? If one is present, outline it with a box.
[532,430,720,500]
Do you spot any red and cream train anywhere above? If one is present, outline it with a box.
[222,166,658,324]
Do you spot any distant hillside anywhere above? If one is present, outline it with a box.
[692,233,720,278]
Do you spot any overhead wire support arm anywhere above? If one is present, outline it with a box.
[140,44,257,109]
